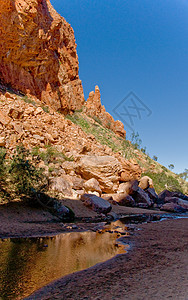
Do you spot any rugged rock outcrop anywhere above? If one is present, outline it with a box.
[76,155,122,193]
[85,86,126,138]
[0,0,84,112]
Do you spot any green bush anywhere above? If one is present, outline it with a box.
[9,145,43,195]
[0,148,6,183]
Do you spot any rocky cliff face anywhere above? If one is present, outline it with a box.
[0,0,84,112]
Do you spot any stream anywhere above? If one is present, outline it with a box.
[0,221,129,299]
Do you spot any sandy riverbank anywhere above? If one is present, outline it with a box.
[27,218,188,300]
[0,202,187,300]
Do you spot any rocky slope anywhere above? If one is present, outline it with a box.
[0,0,187,216]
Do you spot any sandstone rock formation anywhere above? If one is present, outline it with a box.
[85,86,126,138]
[0,0,84,112]
[76,155,122,193]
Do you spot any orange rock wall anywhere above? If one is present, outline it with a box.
[0,0,85,112]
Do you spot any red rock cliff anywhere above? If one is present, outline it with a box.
[0,0,85,112]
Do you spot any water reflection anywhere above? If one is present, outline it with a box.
[0,225,128,299]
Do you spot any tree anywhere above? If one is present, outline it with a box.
[168,164,174,170]
[153,155,158,162]
[178,168,188,181]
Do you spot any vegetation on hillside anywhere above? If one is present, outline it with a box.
[66,111,188,194]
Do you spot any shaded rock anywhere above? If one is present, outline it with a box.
[113,193,135,207]
[139,176,153,190]
[81,194,112,214]
[117,180,138,195]
[164,197,188,210]
[49,176,73,196]
[160,202,186,213]
[177,199,188,210]
[8,108,23,119]
[158,190,173,204]
[84,178,102,195]
[170,191,188,201]
[146,188,158,203]
[133,187,152,207]
[53,201,75,221]
[71,177,84,190]
[77,155,121,193]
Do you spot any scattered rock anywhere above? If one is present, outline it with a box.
[81,194,112,214]
[84,178,102,195]
[49,176,73,196]
[133,187,152,207]
[117,180,138,195]
[145,188,158,203]
[139,176,153,190]
[160,202,186,213]
[113,193,135,207]
[0,137,5,147]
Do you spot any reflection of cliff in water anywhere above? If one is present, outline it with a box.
[0,229,128,299]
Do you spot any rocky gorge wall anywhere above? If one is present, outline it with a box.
[0,0,85,112]
[0,0,126,138]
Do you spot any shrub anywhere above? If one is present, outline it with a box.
[9,145,43,195]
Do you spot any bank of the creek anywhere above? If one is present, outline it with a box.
[0,221,129,299]
[0,202,187,300]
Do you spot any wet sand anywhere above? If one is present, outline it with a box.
[27,218,188,300]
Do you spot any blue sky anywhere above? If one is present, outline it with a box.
[51,0,188,174]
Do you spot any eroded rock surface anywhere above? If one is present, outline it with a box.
[0,0,84,112]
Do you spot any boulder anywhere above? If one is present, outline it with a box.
[139,176,153,190]
[83,178,102,195]
[0,110,11,126]
[170,191,188,201]
[0,137,5,147]
[145,188,158,203]
[117,180,138,195]
[71,177,84,190]
[164,197,188,210]
[113,193,135,207]
[133,187,152,207]
[160,202,186,213]
[117,156,142,182]
[53,201,75,221]
[49,176,73,196]
[77,155,122,193]
[177,199,188,210]
[158,190,173,204]
[81,194,112,214]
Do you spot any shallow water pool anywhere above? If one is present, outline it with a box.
[0,222,129,299]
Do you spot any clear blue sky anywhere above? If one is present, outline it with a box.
[51,0,188,174]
